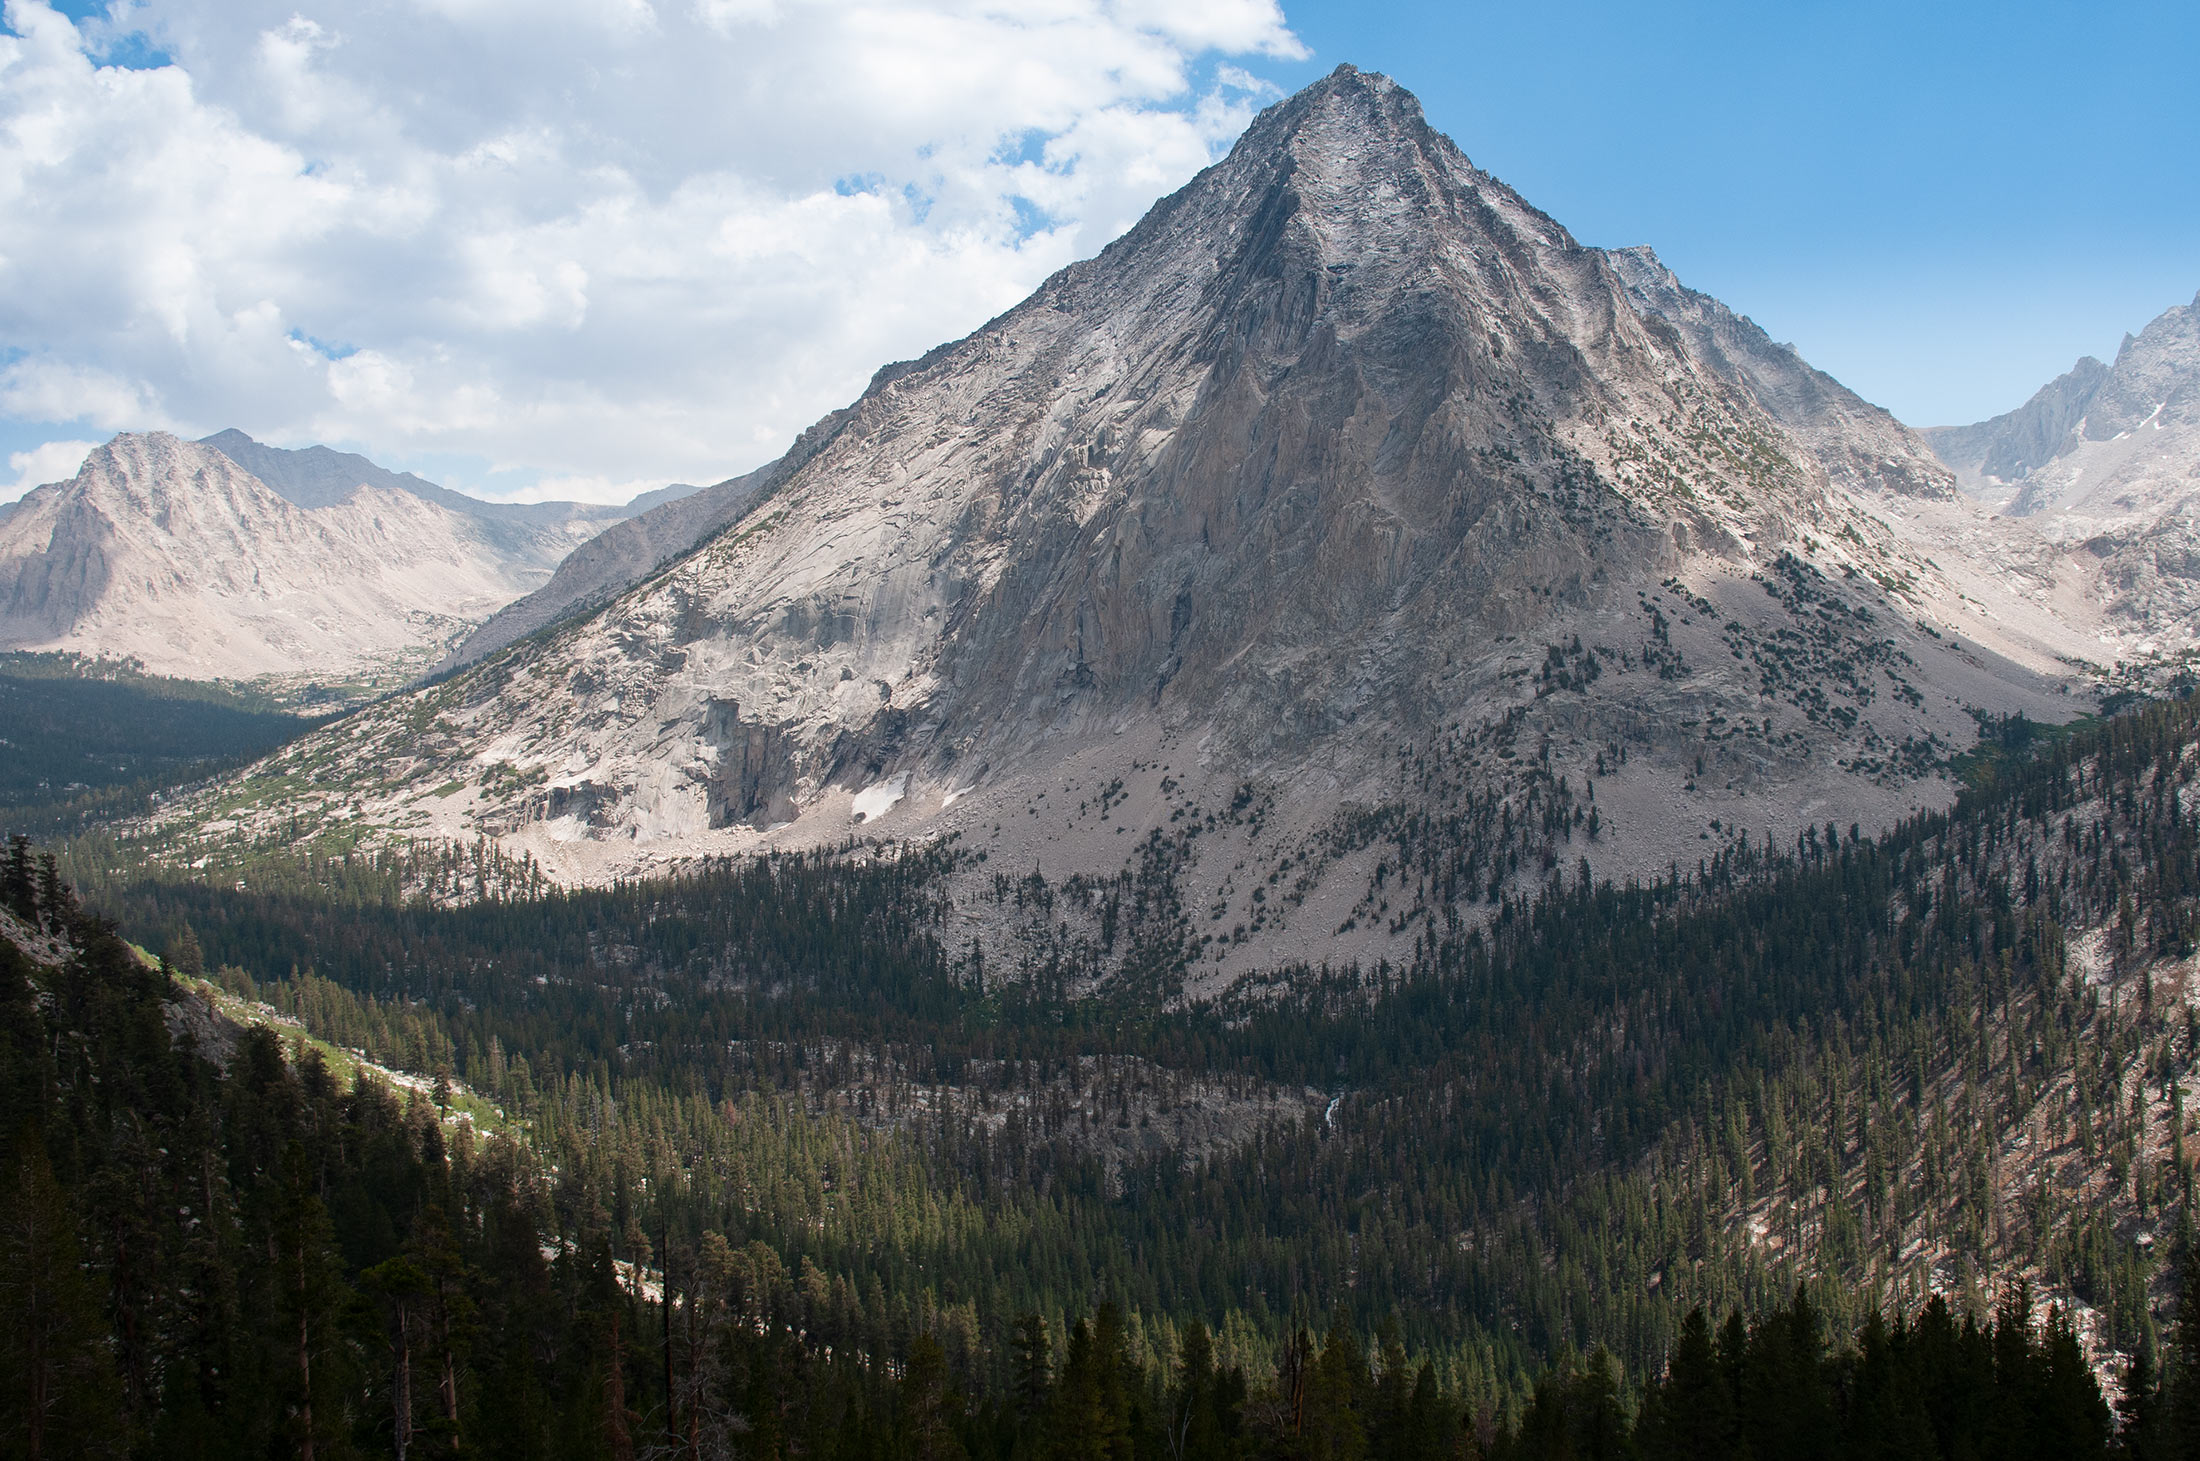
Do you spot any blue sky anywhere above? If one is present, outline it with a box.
[0,0,2192,501]
[1253,0,2200,427]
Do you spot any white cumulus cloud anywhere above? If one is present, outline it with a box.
[0,0,1304,499]
[5,437,97,499]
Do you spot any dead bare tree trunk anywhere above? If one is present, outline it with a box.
[392,1299,412,1461]
[297,1238,315,1461]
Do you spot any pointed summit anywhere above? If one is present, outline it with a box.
[174,67,2086,981]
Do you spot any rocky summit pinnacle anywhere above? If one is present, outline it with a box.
[172,67,2109,984]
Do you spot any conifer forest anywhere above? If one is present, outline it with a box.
[9,693,2200,1458]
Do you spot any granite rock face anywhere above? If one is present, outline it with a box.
[1923,358,2112,507]
[170,68,2114,979]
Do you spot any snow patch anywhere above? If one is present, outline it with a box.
[851,773,908,822]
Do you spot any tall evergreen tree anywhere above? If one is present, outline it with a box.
[2118,1330,2164,1461]
[901,1332,969,1461]
[1636,1308,1737,1461]
[0,1129,123,1460]
[2168,1262,2200,1460]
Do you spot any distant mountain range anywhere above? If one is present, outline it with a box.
[15,69,2192,986]
[0,431,707,686]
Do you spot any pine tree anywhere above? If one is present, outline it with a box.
[3,835,35,921]
[2035,1305,2111,1459]
[408,1204,475,1455]
[1843,1309,1935,1461]
[268,1140,352,1461]
[166,923,205,983]
[1735,1289,1832,1461]
[1401,1362,1448,1461]
[2118,1330,2164,1461]
[1168,1319,1232,1461]
[0,1129,123,1460]
[1049,1319,1109,1461]
[1303,1312,1368,1461]
[1091,1303,1138,1461]
[1636,1308,1736,1461]
[361,1255,430,1461]
[1014,1312,1053,1431]
[1369,1317,1410,1461]
[901,1332,969,1461]
[2163,1260,2200,1461]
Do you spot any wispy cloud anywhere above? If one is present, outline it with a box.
[0,0,1302,499]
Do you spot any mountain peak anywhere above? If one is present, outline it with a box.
[163,67,2085,980]
[1256,60,1418,134]
[1928,285,2200,551]
[1226,60,1475,203]
[0,431,617,684]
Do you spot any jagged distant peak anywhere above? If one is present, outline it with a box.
[1926,286,2200,492]
[1914,288,2200,650]
[1921,356,2110,504]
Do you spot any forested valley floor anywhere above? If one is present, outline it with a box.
[10,695,2200,1458]
[0,652,324,838]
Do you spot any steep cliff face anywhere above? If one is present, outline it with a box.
[0,433,567,683]
[169,67,2108,978]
